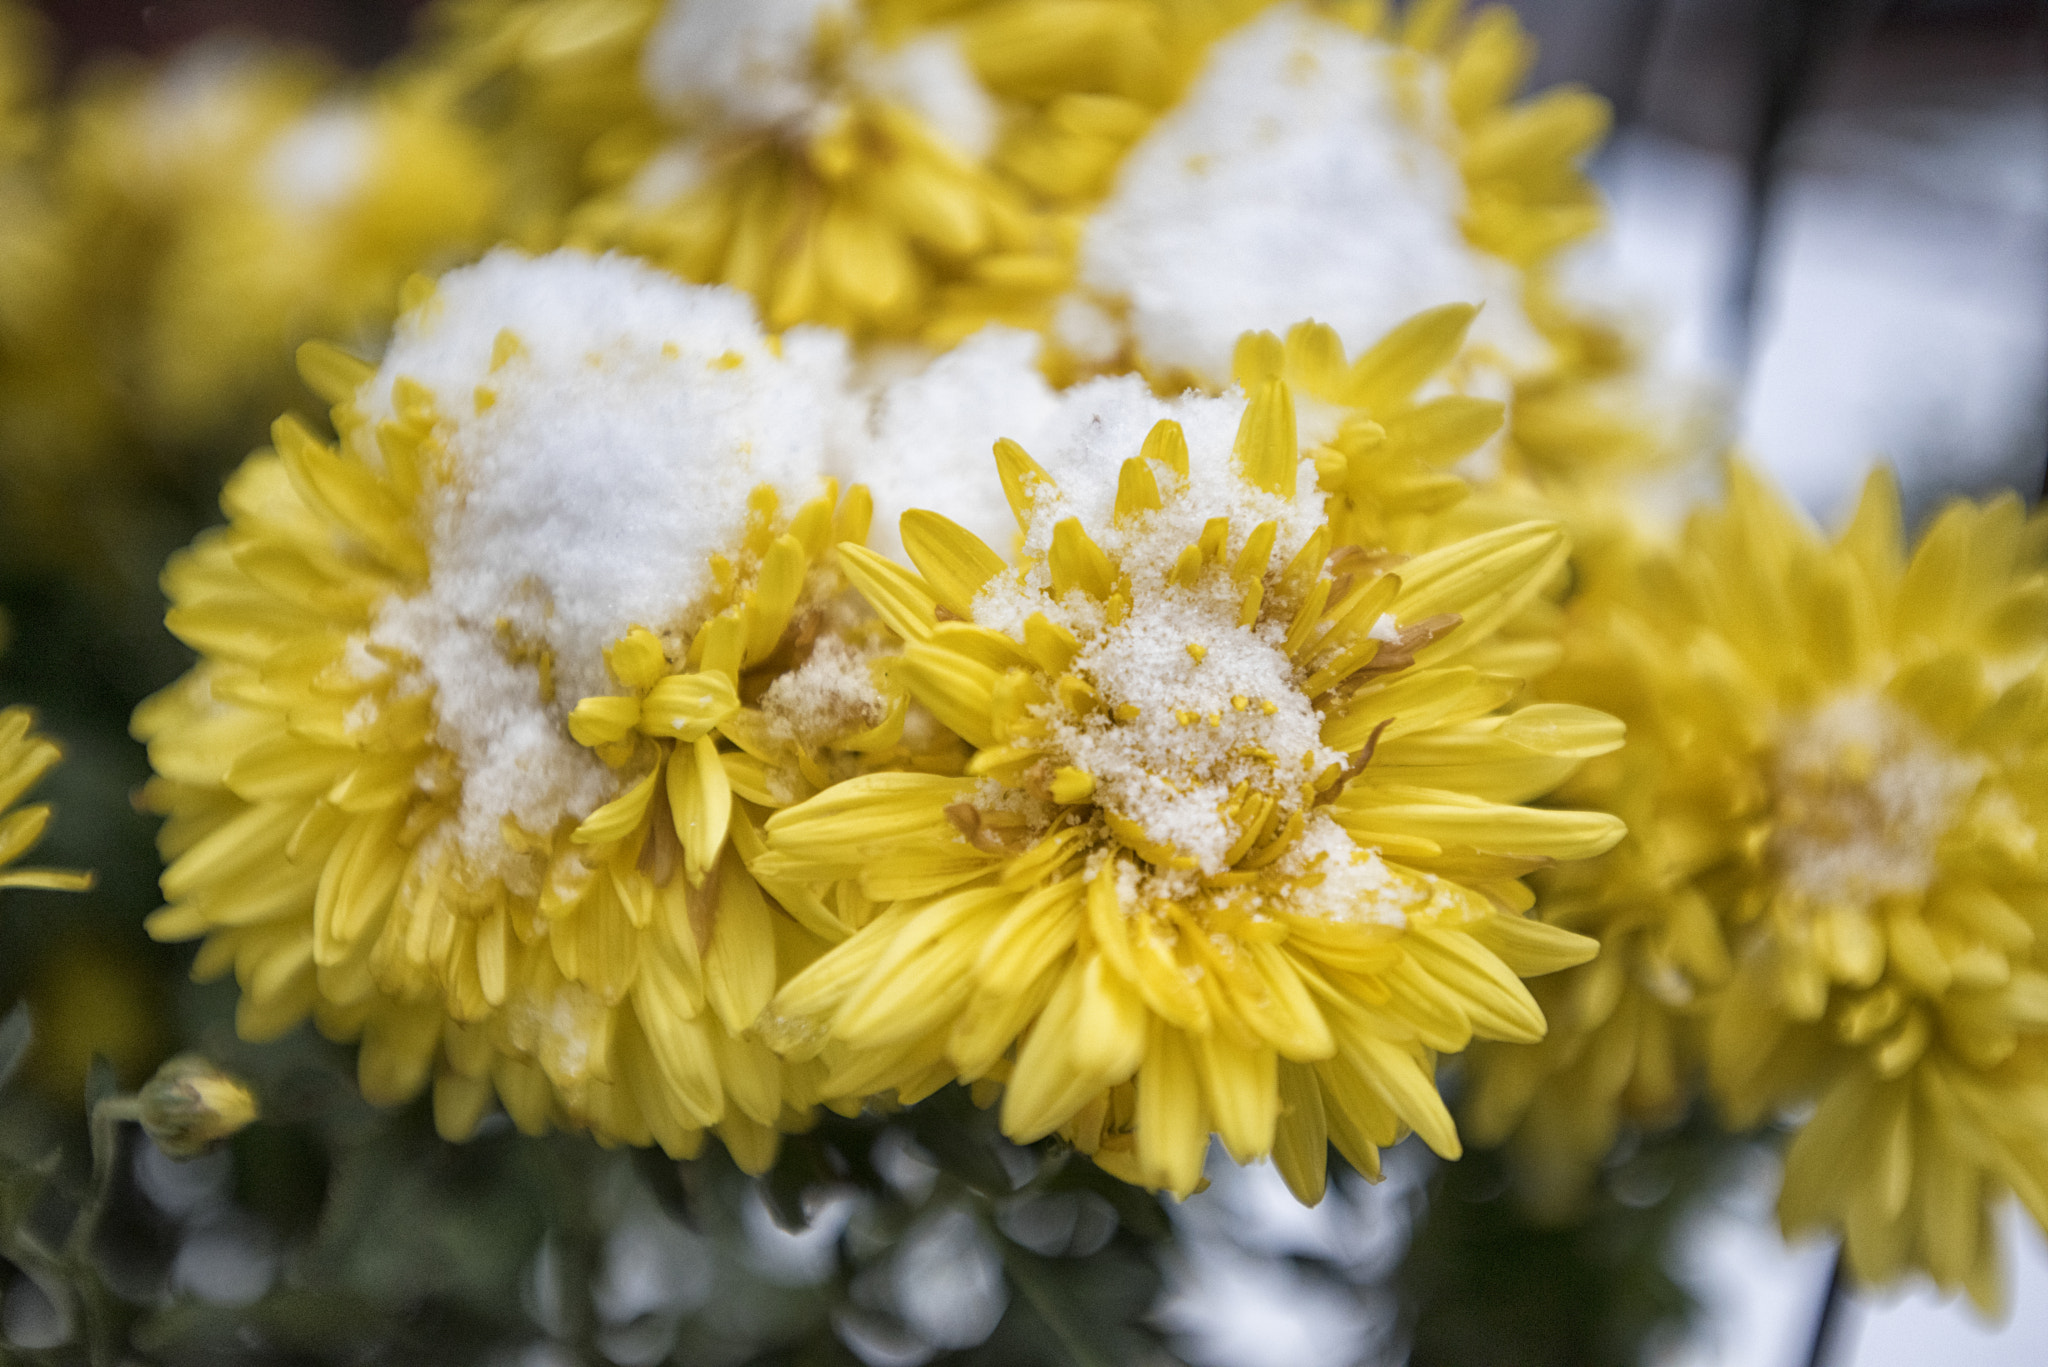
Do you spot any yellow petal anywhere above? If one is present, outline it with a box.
[569,695,642,747]
[839,542,941,643]
[1136,1021,1208,1198]
[1272,1060,1330,1205]
[640,672,740,740]
[573,768,659,846]
[669,735,732,879]
[1346,303,1478,409]
[1233,379,1298,498]
[901,509,1010,617]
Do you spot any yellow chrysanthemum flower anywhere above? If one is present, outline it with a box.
[34,43,332,471]
[60,46,507,445]
[1050,1,1605,391]
[1469,463,2048,1306]
[0,707,94,895]
[139,249,917,1169]
[434,0,1038,338]
[755,315,1623,1201]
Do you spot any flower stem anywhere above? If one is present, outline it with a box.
[1802,1245,1851,1367]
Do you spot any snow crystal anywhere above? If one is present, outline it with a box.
[760,635,887,749]
[1770,692,1984,904]
[363,249,860,882]
[261,101,373,214]
[1043,562,1343,874]
[1063,2,1547,386]
[965,373,1329,621]
[1110,810,1415,926]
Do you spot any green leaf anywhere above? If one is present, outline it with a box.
[997,1243,1124,1367]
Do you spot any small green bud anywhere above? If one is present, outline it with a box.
[136,1055,257,1158]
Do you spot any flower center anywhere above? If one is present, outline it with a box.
[1769,693,1982,906]
[1048,565,1339,875]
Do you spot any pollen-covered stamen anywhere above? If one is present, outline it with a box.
[1770,693,1985,907]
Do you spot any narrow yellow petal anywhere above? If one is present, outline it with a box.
[1140,418,1189,481]
[901,509,1009,617]
[1272,1060,1330,1205]
[994,438,1054,531]
[1136,1022,1208,1198]
[573,768,658,846]
[1346,303,1478,409]
[1233,379,1298,498]
[839,543,940,643]
[669,736,732,878]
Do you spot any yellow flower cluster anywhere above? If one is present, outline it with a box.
[139,241,1627,1204]
[4,0,2031,1319]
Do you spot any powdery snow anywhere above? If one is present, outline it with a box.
[867,333,1333,571]
[951,374,1349,873]
[1770,692,1984,905]
[1062,2,1547,386]
[641,0,852,129]
[1271,810,1416,927]
[856,31,999,160]
[1046,564,1344,874]
[861,327,1066,556]
[760,635,888,749]
[362,249,860,882]
[1108,809,1414,927]
[639,0,997,156]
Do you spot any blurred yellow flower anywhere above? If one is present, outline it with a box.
[1049,2,1605,382]
[1469,463,2048,1307]
[0,39,512,575]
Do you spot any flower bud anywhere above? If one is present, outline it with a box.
[136,1055,257,1158]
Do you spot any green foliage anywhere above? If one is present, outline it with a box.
[1396,1116,1751,1367]
[0,1009,1180,1366]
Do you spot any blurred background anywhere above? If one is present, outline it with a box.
[1,1,2045,1364]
